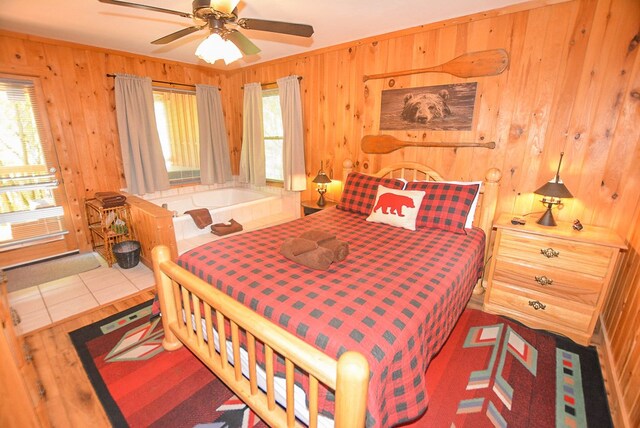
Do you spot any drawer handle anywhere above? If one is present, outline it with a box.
[528,300,546,311]
[540,248,560,258]
[23,342,33,362]
[534,275,554,286]
[10,307,21,326]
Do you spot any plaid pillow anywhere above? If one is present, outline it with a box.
[337,172,405,215]
[404,181,480,234]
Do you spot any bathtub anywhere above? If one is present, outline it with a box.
[144,186,300,244]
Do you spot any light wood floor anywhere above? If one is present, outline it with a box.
[24,289,154,427]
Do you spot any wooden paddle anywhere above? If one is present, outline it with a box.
[362,49,509,82]
[361,134,496,154]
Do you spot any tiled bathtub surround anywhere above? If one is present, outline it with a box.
[142,181,300,254]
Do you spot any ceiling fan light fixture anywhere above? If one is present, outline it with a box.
[209,0,240,15]
[195,32,243,65]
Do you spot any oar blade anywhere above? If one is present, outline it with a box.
[361,135,407,154]
[442,49,509,78]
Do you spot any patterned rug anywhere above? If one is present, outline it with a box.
[70,302,612,427]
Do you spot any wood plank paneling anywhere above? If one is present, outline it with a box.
[0,0,638,424]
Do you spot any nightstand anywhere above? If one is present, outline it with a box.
[484,213,627,345]
[301,199,337,216]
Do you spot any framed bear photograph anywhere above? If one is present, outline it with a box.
[379,82,477,131]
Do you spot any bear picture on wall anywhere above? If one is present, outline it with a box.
[379,82,477,131]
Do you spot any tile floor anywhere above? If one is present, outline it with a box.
[8,211,299,335]
[8,254,155,335]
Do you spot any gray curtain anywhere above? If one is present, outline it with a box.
[277,76,306,191]
[196,84,232,184]
[239,82,266,186]
[114,74,169,195]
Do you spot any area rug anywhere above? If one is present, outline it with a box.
[6,252,101,292]
[70,302,613,428]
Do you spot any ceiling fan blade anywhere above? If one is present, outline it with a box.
[98,0,192,19]
[237,18,314,37]
[151,26,203,45]
[210,0,241,15]
[225,30,261,56]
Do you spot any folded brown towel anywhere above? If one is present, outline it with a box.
[94,191,126,208]
[280,238,334,270]
[211,219,243,236]
[287,238,318,256]
[298,229,336,244]
[319,239,349,262]
[185,208,212,229]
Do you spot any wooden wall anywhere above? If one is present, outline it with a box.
[0,0,638,425]
[223,0,640,234]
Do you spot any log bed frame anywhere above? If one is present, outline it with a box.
[151,161,501,428]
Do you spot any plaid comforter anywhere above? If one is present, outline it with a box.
[178,207,485,427]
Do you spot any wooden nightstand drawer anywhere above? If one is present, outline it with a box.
[492,259,602,306]
[496,229,614,278]
[488,282,592,332]
[484,214,627,346]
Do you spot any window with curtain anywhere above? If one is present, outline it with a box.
[0,76,68,251]
[262,88,284,182]
[152,87,200,185]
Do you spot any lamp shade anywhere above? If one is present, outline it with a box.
[312,171,331,184]
[534,178,573,199]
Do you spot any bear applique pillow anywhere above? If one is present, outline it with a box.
[366,186,426,231]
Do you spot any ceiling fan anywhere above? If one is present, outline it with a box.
[98,0,314,64]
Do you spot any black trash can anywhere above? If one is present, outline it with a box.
[112,240,141,269]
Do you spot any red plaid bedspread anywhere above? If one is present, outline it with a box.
[177,207,485,427]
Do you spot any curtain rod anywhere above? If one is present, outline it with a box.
[105,74,220,91]
[241,76,303,90]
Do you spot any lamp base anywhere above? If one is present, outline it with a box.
[537,205,557,227]
[316,191,326,207]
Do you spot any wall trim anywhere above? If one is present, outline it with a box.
[597,318,631,428]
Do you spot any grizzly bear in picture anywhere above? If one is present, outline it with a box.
[401,90,451,124]
[373,193,415,217]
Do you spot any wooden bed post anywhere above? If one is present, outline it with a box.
[334,351,369,427]
[152,245,182,351]
[473,168,502,295]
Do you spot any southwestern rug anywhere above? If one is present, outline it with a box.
[70,301,613,428]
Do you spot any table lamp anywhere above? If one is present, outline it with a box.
[312,162,332,207]
[534,152,573,226]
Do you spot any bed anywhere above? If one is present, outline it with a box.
[151,161,501,427]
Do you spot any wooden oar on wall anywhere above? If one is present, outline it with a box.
[362,49,509,82]
[361,134,496,154]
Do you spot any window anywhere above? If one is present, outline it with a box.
[152,88,200,185]
[262,89,284,182]
[0,76,67,250]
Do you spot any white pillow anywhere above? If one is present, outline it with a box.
[366,186,426,231]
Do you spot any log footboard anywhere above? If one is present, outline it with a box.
[152,245,369,428]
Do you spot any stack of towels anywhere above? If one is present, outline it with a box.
[94,191,126,208]
[279,229,349,270]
